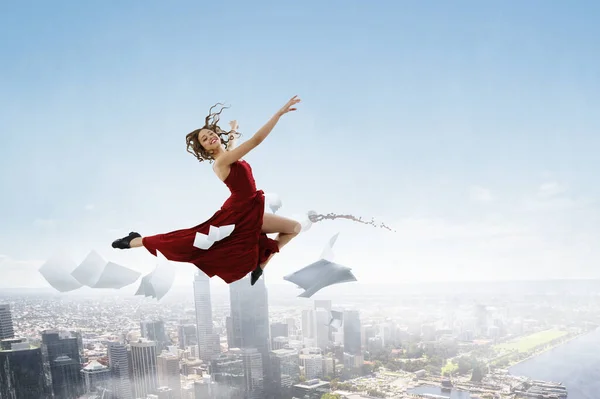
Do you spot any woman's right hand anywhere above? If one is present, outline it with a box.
[277,95,301,116]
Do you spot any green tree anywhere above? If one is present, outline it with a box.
[441,361,459,376]
[321,394,342,399]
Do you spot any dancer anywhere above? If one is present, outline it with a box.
[112,96,303,286]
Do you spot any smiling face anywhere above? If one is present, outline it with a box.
[198,128,222,152]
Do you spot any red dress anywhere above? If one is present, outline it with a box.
[142,160,280,284]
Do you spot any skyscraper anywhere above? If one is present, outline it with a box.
[81,360,110,394]
[315,309,331,350]
[130,339,158,398]
[270,348,300,398]
[0,304,15,340]
[157,352,181,398]
[107,342,133,399]
[226,316,234,348]
[301,309,316,340]
[209,351,245,397]
[229,276,271,394]
[228,276,270,355]
[0,338,51,399]
[343,310,361,355]
[241,348,264,399]
[194,271,216,361]
[177,322,197,350]
[140,320,170,352]
[41,330,85,399]
[286,318,297,337]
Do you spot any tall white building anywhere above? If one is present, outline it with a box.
[315,309,331,350]
[302,309,316,339]
[130,340,158,398]
[193,272,216,361]
[228,276,270,379]
[107,342,133,399]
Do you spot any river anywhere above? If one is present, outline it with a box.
[509,327,600,399]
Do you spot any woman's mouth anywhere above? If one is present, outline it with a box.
[210,138,218,145]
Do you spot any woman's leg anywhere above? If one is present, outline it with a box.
[260,213,301,268]
[251,214,301,285]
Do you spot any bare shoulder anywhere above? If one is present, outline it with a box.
[212,160,232,182]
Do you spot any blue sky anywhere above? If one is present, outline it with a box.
[1,1,600,291]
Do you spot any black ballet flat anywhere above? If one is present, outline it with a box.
[112,232,141,249]
[250,264,263,286]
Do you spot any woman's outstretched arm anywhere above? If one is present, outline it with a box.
[215,95,300,167]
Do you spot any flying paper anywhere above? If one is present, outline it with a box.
[38,253,84,293]
[134,251,175,300]
[70,250,141,289]
[193,224,235,250]
[283,233,357,298]
[328,310,343,329]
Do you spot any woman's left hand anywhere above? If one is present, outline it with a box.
[229,120,239,131]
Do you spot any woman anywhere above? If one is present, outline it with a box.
[111,95,302,286]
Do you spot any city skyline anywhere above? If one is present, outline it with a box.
[2,274,597,399]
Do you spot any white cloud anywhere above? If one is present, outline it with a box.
[469,186,494,202]
[524,181,595,212]
[537,181,567,198]
[84,204,95,211]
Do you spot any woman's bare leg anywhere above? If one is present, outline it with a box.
[251,214,301,285]
[260,213,301,269]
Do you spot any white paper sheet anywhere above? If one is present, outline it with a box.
[193,224,236,250]
[70,251,107,287]
[283,233,357,298]
[38,253,83,293]
[148,251,176,300]
[92,261,141,289]
[319,232,339,262]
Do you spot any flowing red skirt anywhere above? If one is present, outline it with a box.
[142,189,279,284]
